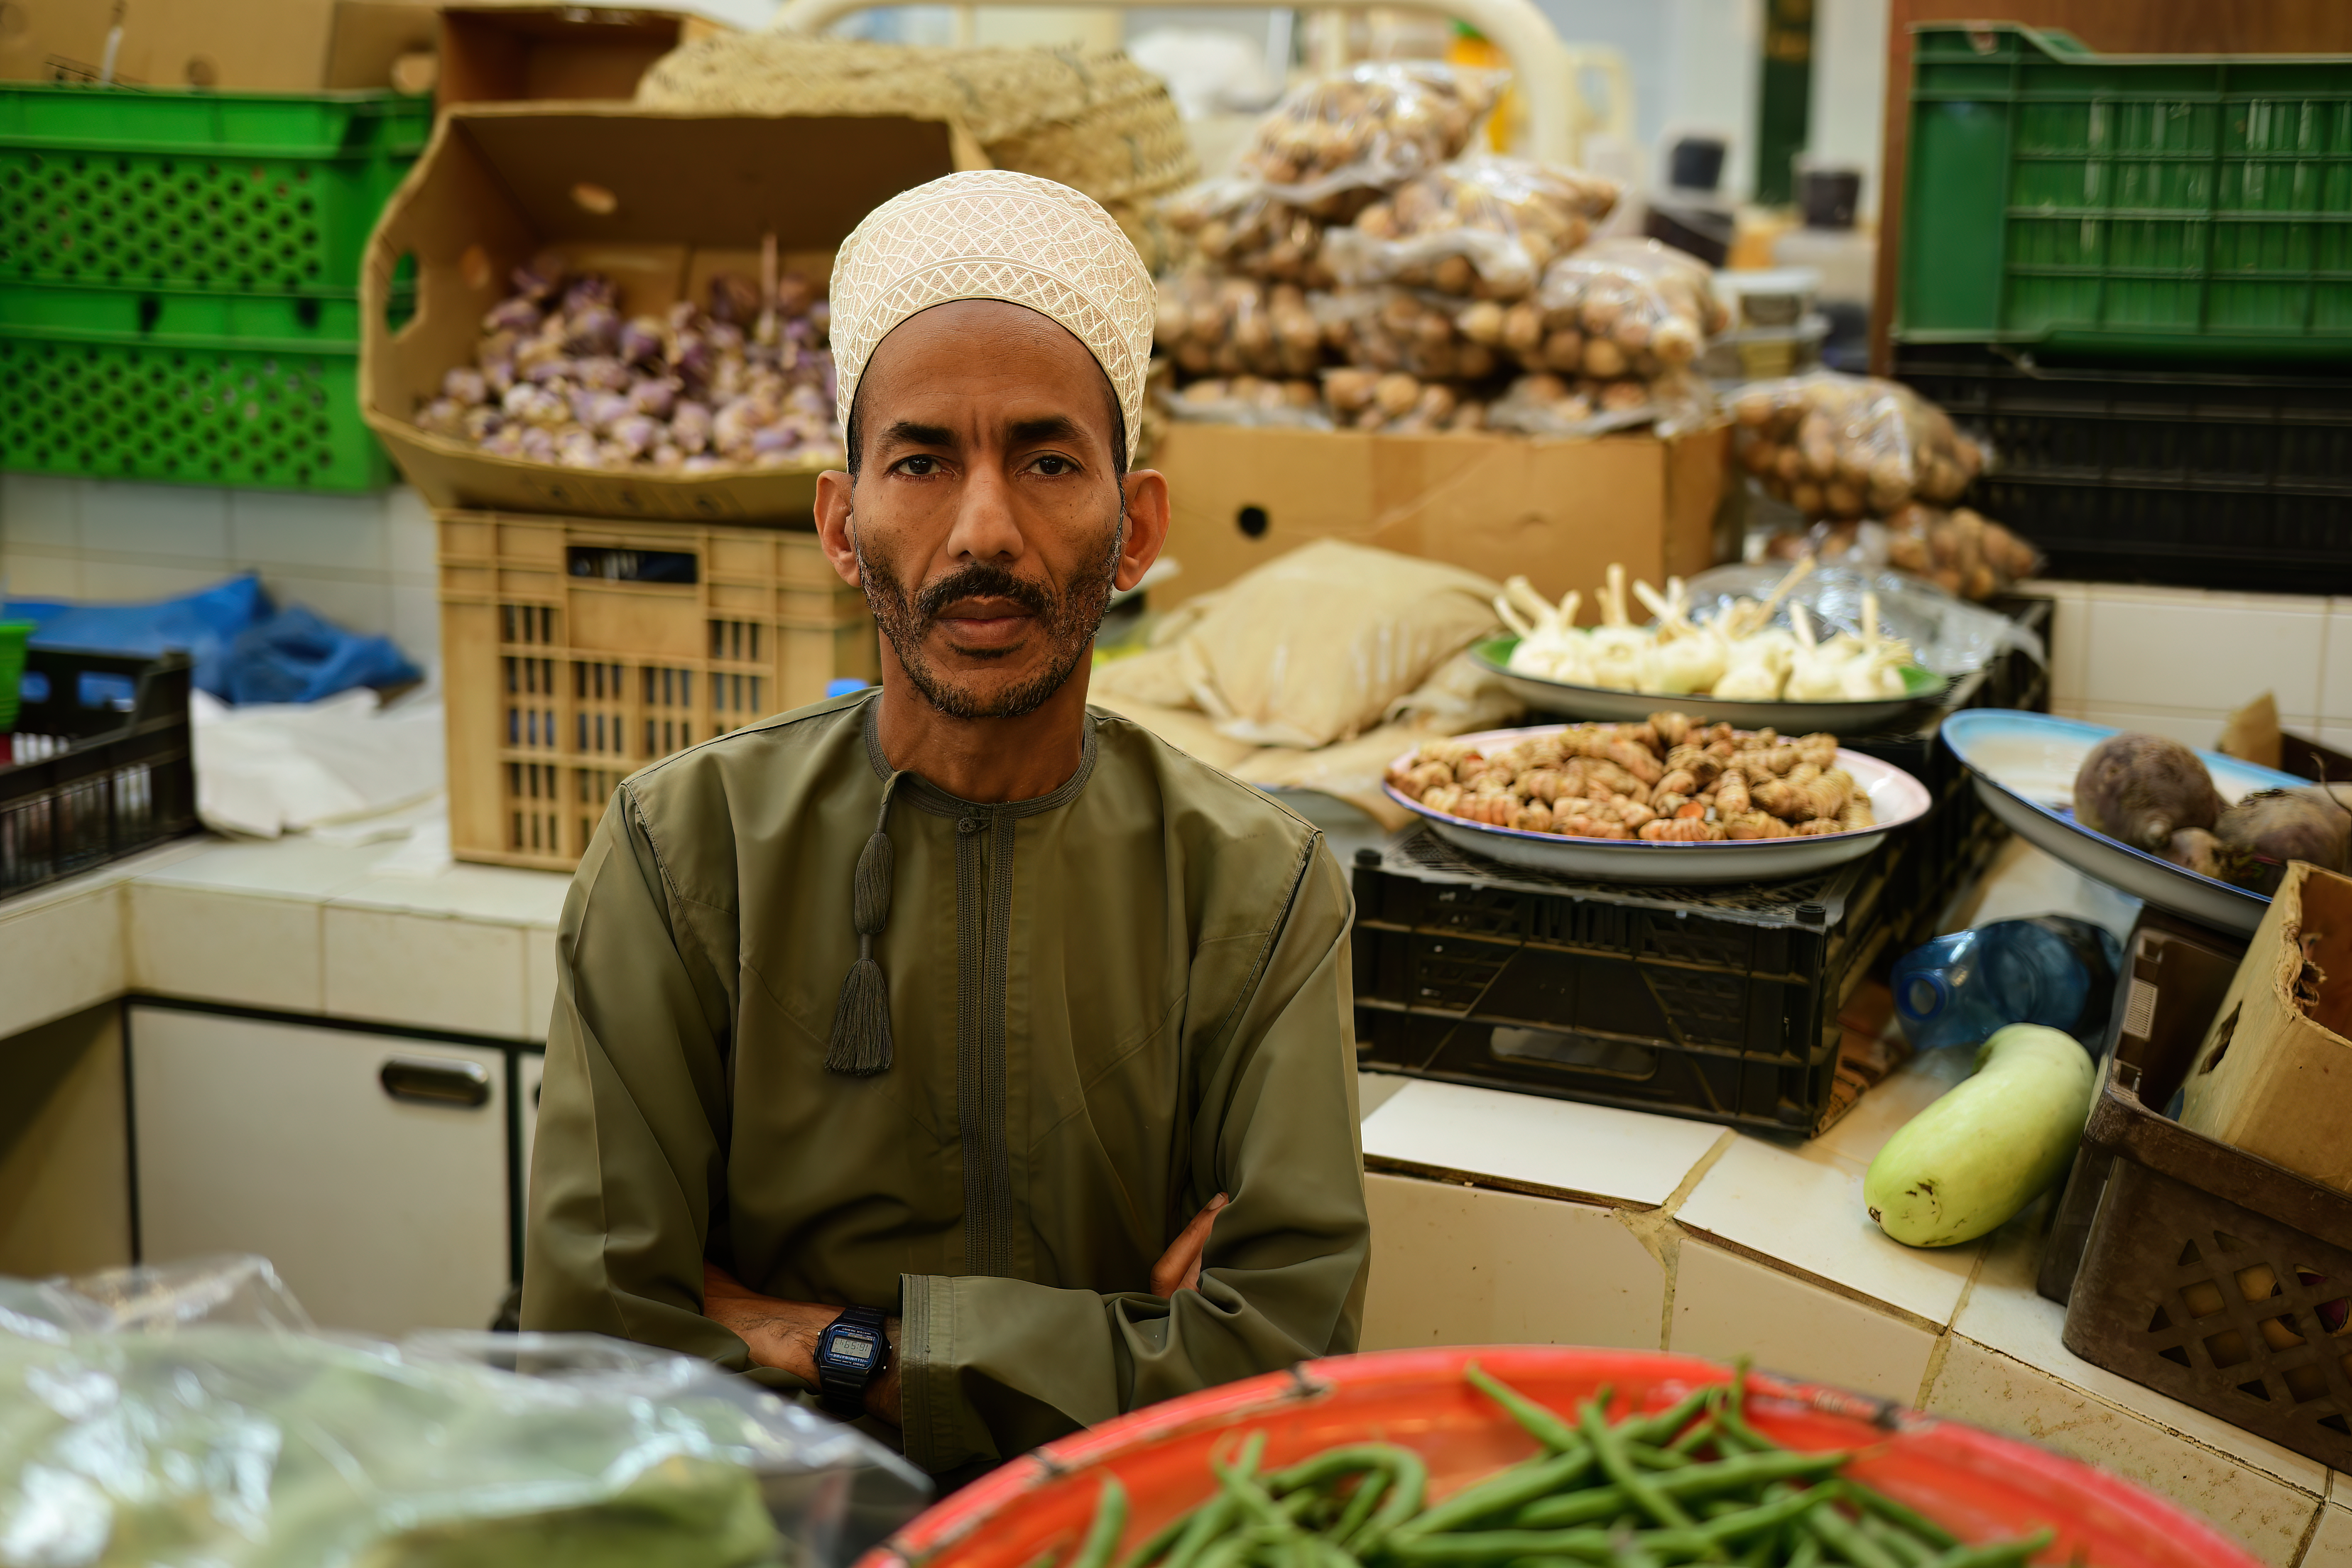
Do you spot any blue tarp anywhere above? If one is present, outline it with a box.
[3,573,421,706]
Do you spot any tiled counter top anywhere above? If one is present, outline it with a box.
[8,830,2345,1563]
[1358,837,2349,1566]
[0,835,571,1045]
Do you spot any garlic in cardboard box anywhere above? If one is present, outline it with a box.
[412,251,843,474]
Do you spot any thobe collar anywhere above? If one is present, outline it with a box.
[824,694,1100,1077]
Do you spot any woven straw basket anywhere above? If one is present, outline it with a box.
[637,35,1197,270]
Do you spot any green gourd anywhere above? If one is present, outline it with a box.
[1865,1024,2096,1249]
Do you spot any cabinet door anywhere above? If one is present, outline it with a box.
[516,1049,544,1254]
[130,1005,510,1338]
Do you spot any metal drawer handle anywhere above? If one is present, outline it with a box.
[379,1057,492,1109]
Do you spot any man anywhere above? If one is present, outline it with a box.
[521,171,1370,1481]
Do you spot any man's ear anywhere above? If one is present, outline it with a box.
[815,470,860,587]
[1115,469,1170,593]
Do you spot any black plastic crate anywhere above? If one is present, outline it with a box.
[1895,345,2352,595]
[2,647,197,900]
[1351,830,1903,1133]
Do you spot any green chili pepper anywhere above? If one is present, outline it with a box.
[1071,1478,1131,1568]
[1328,1470,1393,1546]
[1515,1451,1846,1530]
[1788,1538,1823,1568]
[1578,1399,1695,1531]
[1930,1530,2053,1568]
[1271,1447,1420,1497]
[1122,1510,1192,1568]
[1465,1364,1584,1452]
[1163,1434,1266,1568]
[1344,1449,1429,1557]
[1625,1386,1720,1448]
[1394,1447,1596,1538]
[1859,1513,1938,1568]
[1802,1500,1902,1568]
[1844,1485,1960,1552]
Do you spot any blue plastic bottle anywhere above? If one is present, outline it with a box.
[1892,916,2123,1053]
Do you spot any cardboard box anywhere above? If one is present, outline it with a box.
[2180,860,2352,1193]
[1144,420,1732,608]
[438,6,730,109]
[361,103,976,524]
[3,0,438,90]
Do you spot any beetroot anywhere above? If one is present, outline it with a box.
[2166,827,2224,878]
[2074,732,2224,855]
[2214,786,2352,893]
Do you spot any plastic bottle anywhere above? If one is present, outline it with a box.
[1892,916,2124,1053]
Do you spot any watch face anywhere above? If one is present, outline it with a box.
[829,1332,877,1367]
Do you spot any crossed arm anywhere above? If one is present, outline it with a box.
[700,1193,1230,1426]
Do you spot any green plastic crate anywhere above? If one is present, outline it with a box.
[1899,24,2352,361]
[0,333,390,492]
[0,84,428,294]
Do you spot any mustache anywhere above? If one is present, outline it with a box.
[914,561,1054,624]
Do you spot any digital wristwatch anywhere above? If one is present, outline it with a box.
[814,1304,890,1418]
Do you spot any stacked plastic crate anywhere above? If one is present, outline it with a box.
[0,83,428,491]
[1893,25,2352,593]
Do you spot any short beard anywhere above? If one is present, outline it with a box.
[855,502,1124,721]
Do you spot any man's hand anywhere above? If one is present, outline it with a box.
[1151,1193,1228,1298]
[702,1263,903,1426]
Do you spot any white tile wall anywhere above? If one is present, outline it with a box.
[1925,1337,2324,1567]
[1360,1078,1728,1209]
[2304,1503,2352,1568]
[1361,1173,1663,1353]
[0,475,439,676]
[1669,1238,1938,1403]
[2038,579,2352,752]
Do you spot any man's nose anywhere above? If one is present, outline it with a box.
[943,455,1025,563]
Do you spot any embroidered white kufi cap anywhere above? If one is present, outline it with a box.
[828,170,1155,447]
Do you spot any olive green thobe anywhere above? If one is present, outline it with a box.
[521,692,1369,1475]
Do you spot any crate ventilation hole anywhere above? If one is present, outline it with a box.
[2,154,329,289]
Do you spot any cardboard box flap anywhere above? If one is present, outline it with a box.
[359,103,972,522]
[446,107,961,249]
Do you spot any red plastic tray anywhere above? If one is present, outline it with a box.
[869,1347,2261,1568]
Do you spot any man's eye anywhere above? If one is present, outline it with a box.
[897,455,939,475]
[1034,455,1073,475]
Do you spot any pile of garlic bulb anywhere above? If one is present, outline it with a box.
[1495,557,1919,703]
[412,253,844,474]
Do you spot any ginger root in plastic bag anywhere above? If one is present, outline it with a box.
[1166,374,1333,428]
[1238,61,1505,208]
[1760,506,2042,601]
[1324,154,1620,301]
[1484,237,1730,379]
[1322,367,1488,432]
[1162,179,1335,284]
[1730,369,1984,520]
[1321,287,1504,383]
[1155,269,1327,378]
[1486,368,1716,438]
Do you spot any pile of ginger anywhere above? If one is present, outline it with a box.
[1385,713,1877,842]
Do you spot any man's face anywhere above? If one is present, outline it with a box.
[813,300,1166,721]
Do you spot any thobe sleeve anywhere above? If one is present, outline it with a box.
[894,840,1368,1475]
[519,789,784,1383]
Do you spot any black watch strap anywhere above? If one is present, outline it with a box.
[817,1304,889,1417]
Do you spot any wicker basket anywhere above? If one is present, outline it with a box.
[636,35,1197,270]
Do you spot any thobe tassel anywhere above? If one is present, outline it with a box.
[827,772,902,1076]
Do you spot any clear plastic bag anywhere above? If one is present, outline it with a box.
[1162,375,1335,428]
[0,1256,929,1568]
[1728,369,1986,520]
[1760,506,2044,602]
[1319,287,1503,383]
[1485,368,1716,439]
[1154,269,1329,378]
[1486,237,1731,379]
[1684,561,2047,675]
[1320,367,1490,432]
[1162,180,1335,285]
[1236,61,1505,207]
[1321,155,1620,301]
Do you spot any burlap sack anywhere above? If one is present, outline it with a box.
[637,35,1197,270]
